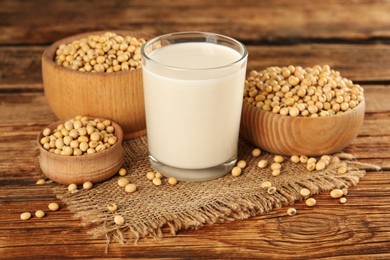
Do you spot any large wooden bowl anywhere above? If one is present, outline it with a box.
[240,99,365,156]
[42,30,152,139]
[37,120,124,185]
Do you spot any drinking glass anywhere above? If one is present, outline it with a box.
[141,32,248,181]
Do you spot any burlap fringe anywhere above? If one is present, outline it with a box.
[55,154,379,251]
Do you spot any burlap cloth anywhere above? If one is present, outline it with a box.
[55,136,376,245]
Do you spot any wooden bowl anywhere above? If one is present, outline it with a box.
[240,99,365,156]
[37,120,124,185]
[42,30,152,139]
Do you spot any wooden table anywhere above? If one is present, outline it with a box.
[1,0,390,258]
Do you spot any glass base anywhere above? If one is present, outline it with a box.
[149,155,236,182]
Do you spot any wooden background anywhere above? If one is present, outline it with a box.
[1,0,390,258]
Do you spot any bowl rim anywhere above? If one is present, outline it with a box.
[42,30,153,77]
[242,96,365,120]
[37,117,124,160]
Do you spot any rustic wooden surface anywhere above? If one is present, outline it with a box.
[1,0,389,258]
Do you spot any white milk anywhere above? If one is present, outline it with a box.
[143,42,247,171]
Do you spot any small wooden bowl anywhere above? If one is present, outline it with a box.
[240,99,365,156]
[37,120,124,185]
[42,30,152,139]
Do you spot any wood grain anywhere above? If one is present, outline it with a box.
[2,85,387,121]
[0,88,389,170]
[1,171,389,258]
[0,93,57,123]
[1,1,390,258]
[247,45,390,82]
[2,44,390,91]
[0,46,43,89]
[1,0,390,44]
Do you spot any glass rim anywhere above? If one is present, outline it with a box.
[141,31,248,71]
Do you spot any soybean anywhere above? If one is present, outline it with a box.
[330,189,344,198]
[267,186,277,195]
[307,158,317,164]
[231,166,242,177]
[306,162,316,171]
[20,212,31,220]
[118,168,127,176]
[107,203,118,212]
[68,183,77,192]
[125,183,137,193]
[35,210,46,218]
[237,160,247,169]
[338,166,347,174]
[36,179,46,185]
[315,161,326,171]
[272,169,281,176]
[339,197,347,204]
[290,155,300,163]
[274,155,284,163]
[83,181,93,190]
[300,156,308,163]
[287,208,297,216]
[300,188,311,197]
[261,181,272,188]
[168,177,178,186]
[114,215,125,225]
[305,198,316,207]
[252,148,262,157]
[118,178,129,187]
[152,177,162,186]
[257,160,268,168]
[48,202,60,211]
[146,171,155,180]
[271,163,281,170]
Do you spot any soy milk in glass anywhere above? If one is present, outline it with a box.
[141,32,248,181]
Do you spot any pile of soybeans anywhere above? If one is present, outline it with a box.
[243,65,364,117]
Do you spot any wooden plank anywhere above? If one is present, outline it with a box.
[1,0,390,44]
[0,93,57,123]
[0,46,43,89]
[1,171,389,258]
[0,87,389,180]
[0,86,388,123]
[360,113,390,137]
[2,45,390,90]
[0,84,43,92]
[247,45,390,82]
[0,132,387,182]
[1,1,389,258]
[0,62,389,258]
[346,136,390,160]
[364,86,390,113]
